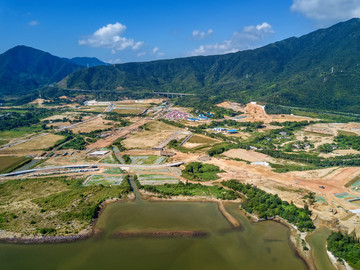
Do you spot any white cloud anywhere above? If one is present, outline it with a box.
[151,46,165,57]
[28,20,39,26]
[190,22,274,56]
[192,28,213,39]
[79,22,143,52]
[291,0,360,21]
[106,58,122,64]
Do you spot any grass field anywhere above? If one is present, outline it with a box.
[103,167,124,174]
[100,155,118,164]
[123,121,180,149]
[130,155,167,165]
[78,106,107,113]
[0,156,31,173]
[188,134,219,144]
[112,108,143,114]
[7,134,64,151]
[142,182,239,200]
[0,176,131,235]
[0,125,43,143]
[138,174,180,181]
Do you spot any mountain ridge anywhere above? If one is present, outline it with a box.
[0,45,107,95]
[64,18,360,112]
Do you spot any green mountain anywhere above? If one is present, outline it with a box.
[67,57,109,67]
[0,45,82,95]
[65,18,360,112]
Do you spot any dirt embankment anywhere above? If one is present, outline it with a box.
[112,230,209,239]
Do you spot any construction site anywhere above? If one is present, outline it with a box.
[1,97,360,240]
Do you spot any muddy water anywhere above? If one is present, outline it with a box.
[306,227,335,270]
[0,201,307,270]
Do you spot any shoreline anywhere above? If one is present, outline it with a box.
[0,195,133,244]
[326,244,354,270]
[0,190,318,270]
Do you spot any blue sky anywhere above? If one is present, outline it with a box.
[0,0,359,63]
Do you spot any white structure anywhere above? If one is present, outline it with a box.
[251,161,269,167]
[89,150,110,156]
[212,127,227,132]
[84,100,111,106]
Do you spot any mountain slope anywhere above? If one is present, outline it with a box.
[65,18,360,112]
[0,46,82,95]
[67,57,109,67]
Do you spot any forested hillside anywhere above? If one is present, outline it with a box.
[65,18,360,112]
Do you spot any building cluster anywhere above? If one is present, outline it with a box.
[163,110,192,120]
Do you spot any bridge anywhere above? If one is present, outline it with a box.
[153,92,195,98]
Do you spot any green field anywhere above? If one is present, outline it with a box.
[84,175,125,186]
[130,155,167,165]
[0,176,131,235]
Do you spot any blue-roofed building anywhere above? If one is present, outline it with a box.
[198,114,209,120]
[227,129,238,134]
[188,118,199,121]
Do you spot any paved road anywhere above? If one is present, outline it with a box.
[0,161,184,177]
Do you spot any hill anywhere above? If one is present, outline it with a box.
[65,18,360,112]
[67,57,109,67]
[0,45,83,95]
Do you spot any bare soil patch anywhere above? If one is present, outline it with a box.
[223,149,276,163]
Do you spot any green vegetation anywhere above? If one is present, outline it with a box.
[141,182,239,200]
[335,134,360,151]
[265,104,291,114]
[104,112,131,126]
[122,154,131,164]
[0,156,32,174]
[59,136,86,150]
[182,162,221,181]
[112,138,126,151]
[317,143,336,153]
[0,108,56,131]
[208,143,238,156]
[222,180,314,231]
[0,176,131,235]
[327,231,360,269]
